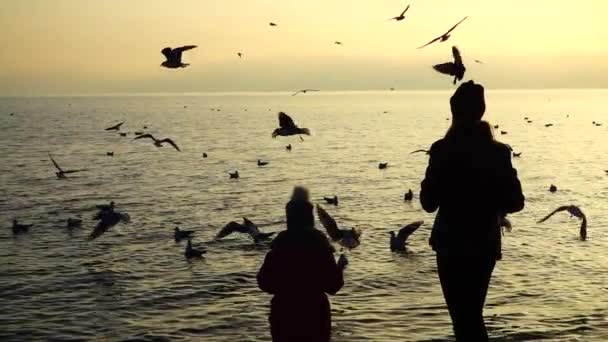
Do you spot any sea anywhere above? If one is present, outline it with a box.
[1,89,607,341]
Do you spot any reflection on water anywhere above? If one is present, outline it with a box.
[1,90,608,341]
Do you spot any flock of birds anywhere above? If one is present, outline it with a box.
[8,2,595,261]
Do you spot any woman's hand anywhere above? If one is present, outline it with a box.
[337,254,348,271]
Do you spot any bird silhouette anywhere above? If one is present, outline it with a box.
[272,112,311,138]
[134,134,180,151]
[417,16,468,49]
[89,210,130,241]
[404,189,413,201]
[390,221,424,252]
[378,162,388,169]
[410,149,430,155]
[433,46,466,84]
[105,122,124,131]
[216,218,274,243]
[119,132,127,137]
[257,159,269,166]
[389,4,411,21]
[545,123,554,127]
[202,152,208,158]
[185,239,206,258]
[513,152,522,158]
[286,144,292,151]
[269,22,278,27]
[316,205,361,250]
[106,152,114,156]
[161,45,197,68]
[12,219,32,235]
[49,152,87,179]
[237,52,243,58]
[174,227,194,242]
[538,205,587,240]
[549,184,557,193]
[292,89,320,96]
[323,196,339,206]
[500,131,508,135]
[334,41,343,45]
[229,171,239,179]
[95,201,115,212]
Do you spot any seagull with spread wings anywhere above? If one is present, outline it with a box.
[161,45,197,68]
[316,205,361,250]
[390,221,424,252]
[537,205,587,241]
[292,89,319,96]
[433,46,466,84]
[89,209,130,241]
[389,4,411,21]
[417,16,468,49]
[272,112,311,138]
[216,218,274,243]
[410,149,430,155]
[134,134,180,151]
[49,152,87,179]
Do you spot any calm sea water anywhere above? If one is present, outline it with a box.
[1,90,608,341]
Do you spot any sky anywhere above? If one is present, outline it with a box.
[1,0,607,95]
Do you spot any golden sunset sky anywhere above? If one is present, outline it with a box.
[1,0,606,95]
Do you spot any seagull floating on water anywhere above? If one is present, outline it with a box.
[216,218,275,243]
[538,205,587,240]
[119,132,127,137]
[229,171,239,179]
[545,123,554,127]
[404,189,413,201]
[316,205,361,250]
[286,144,292,151]
[96,201,115,212]
[390,221,423,252]
[67,218,82,228]
[323,196,339,206]
[237,52,243,58]
[272,112,311,138]
[134,134,180,151]
[202,152,208,158]
[49,152,87,179]
[185,239,206,258]
[388,4,411,21]
[105,122,124,131]
[106,152,114,156]
[161,45,197,68]
[257,159,269,166]
[378,162,388,170]
[12,219,32,235]
[269,22,278,27]
[174,227,194,242]
[549,184,557,193]
[417,16,468,49]
[433,46,466,85]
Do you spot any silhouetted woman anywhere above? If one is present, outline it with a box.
[258,187,346,342]
[420,81,524,341]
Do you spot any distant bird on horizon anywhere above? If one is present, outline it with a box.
[202,152,208,158]
[410,149,430,155]
[105,122,124,131]
[269,22,278,27]
[317,205,361,250]
[257,159,269,166]
[433,46,466,84]
[272,112,311,138]
[388,4,411,21]
[475,59,484,64]
[379,162,388,170]
[286,144,292,151]
[404,189,413,201]
[89,209,130,241]
[12,219,32,235]
[119,132,127,137]
[549,184,557,193]
[390,221,424,252]
[134,134,180,151]
[174,227,194,242]
[161,45,197,68]
[49,152,87,179]
[538,205,587,240]
[67,217,82,228]
[185,239,206,258]
[323,196,339,206]
[334,41,343,45]
[500,130,508,135]
[417,16,468,49]
[237,52,243,58]
[545,123,554,127]
[229,170,239,179]
[292,89,320,96]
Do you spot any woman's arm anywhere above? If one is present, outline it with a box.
[496,145,525,213]
[322,248,344,295]
[420,142,442,213]
[257,251,277,294]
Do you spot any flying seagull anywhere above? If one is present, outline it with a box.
[134,134,180,151]
[174,227,194,242]
[417,16,468,49]
[316,205,361,250]
[89,209,130,241]
[433,46,466,84]
[389,4,411,21]
[410,149,430,155]
[334,41,343,45]
[272,112,311,138]
[292,89,320,96]
[161,45,197,68]
[12,219,32,235]
[105,122,124,131]
[390,221,424,252]
[185,239,206,258]
[269,22,278,27]
[49,152,86,179]
[216,218,274,243]
[537,205,587,240]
